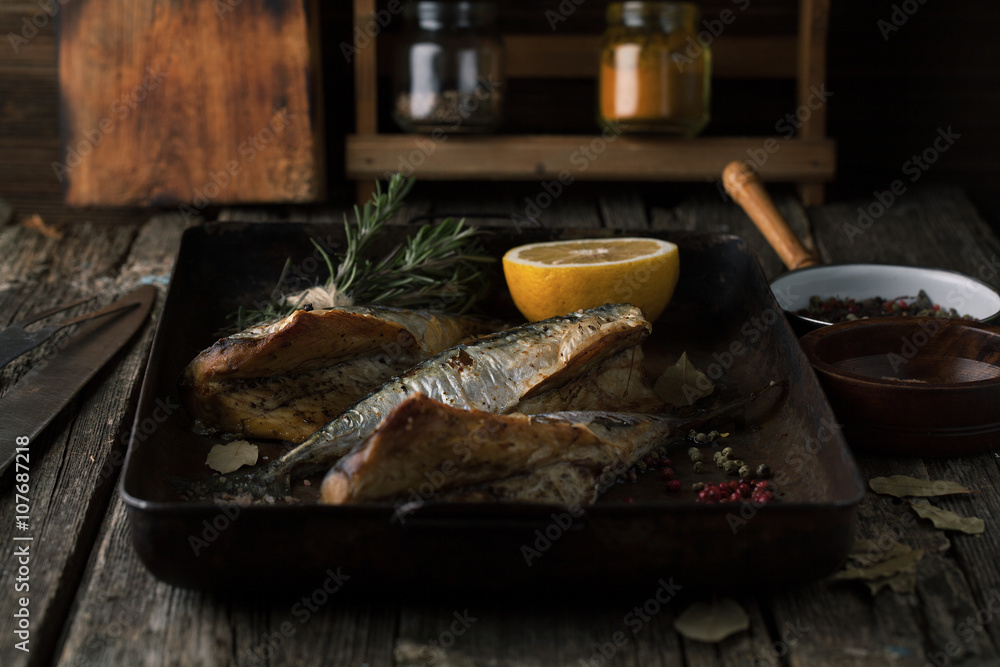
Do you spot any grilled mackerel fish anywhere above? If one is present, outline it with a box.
[182,306,498,441]
[322,386,780,506]
[322,393,683,505]
[214,303,652,497]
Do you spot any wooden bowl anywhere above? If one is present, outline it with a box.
[799,317,1000,457]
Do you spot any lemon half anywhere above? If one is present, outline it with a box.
[502,237,680,322]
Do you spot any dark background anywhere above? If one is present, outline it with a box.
[1,0,998,230]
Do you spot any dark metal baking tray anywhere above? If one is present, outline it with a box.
[121,222,865,596]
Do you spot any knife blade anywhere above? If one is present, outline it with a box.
[0,296,141,368]
[0,284,157,476]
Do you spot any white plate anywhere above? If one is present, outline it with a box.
[769,264,1000,326]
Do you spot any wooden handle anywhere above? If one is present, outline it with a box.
[722,161,818,271]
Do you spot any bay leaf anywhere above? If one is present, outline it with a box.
[654,351,715,406]
[832,548,924,581]
[908,499,985,535]
[869,475,977,498]
[865,569,917,596]
[206,440,259,474]
[673,598,749,643]
[847,539,914,569]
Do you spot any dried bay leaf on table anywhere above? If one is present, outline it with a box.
[847,538,916,569]
[206,440,259,474]
[674,598,749,643]
[866,569,917,596]
[833,547,925,582]
[869,475,978,498]
[654,351,714,406]
[833,542,925,596]
[908,499,985,535]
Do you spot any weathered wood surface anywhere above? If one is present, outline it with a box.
[1,186,999,667]
[0,214,191,667]
[57,0,324,206]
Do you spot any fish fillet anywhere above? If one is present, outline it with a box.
[211,303,652,497]
[185,354,415,442]
[322,383,784,506]
[321,392,680,505]
[514,346,664,415]
[182,306,497,441]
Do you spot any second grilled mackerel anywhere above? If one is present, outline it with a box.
[216,303,652,496]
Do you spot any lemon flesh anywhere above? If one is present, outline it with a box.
[502,238,680,322]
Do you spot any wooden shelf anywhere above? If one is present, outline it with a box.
[377,34,800,80]
[347,135,835,182]
[349,0,834,204]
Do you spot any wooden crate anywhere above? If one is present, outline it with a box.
[346,0,835,205]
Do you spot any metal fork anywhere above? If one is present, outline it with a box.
[0,296,139,368]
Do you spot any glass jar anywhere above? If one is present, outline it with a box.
[393,1,504,133]
[598,2,711,135]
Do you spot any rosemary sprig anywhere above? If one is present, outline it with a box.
[230,175,493,330]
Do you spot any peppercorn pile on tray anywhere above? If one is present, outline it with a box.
[121,223,865,596]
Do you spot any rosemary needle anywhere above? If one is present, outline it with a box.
[230,175,494,330]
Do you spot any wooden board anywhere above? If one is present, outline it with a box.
[0,214,189,667]
[4,187,1000,666]
[57,0,325,207]
[347,135,836,182]
[377,34,800,80]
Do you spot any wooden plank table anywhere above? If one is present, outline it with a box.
[1,186,999,667]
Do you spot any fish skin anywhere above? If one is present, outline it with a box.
[184,305,497,381]
[217,303,651,496]
[323,383,786,506]
[321,393,680,505]
[182,306,499,441]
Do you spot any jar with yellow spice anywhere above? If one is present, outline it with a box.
[598,2,711,135]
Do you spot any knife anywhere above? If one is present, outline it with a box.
[0,284,157,476]
[0,295,142,368]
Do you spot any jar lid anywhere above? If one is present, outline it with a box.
[607,2,699,29]
[406,1,498,29]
